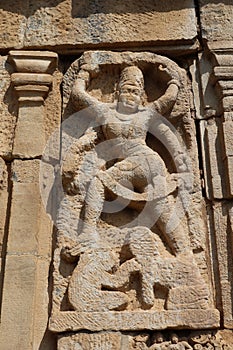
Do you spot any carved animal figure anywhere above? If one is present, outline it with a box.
[68,248,139,311]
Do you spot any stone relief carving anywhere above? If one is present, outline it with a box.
[58,330,231,350]
[47,51,219,333]
[128,331,231,350]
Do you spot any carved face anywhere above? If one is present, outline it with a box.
[152,332,164,344]
[118,83,142,113]
[171,334,179,344]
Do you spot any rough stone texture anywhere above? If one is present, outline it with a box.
[1,2,233,350]
[207,201,233,329]
[0,255,37,350]
[0,158,8,297]
[47,51,219,337]
[200,1,233,43]
[51,310,220,333]
[0,160,55,349]
[0,2,26,49]
[58,332,122,350]
[0,1,197,51]
[0,51,59,350]
[58,330,233,349]
[0,56,17,159]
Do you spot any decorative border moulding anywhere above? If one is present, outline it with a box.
[49,310,220,332]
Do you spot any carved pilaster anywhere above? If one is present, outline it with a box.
[211,46,233,199]
[0,51,59,349]
[9,51,57,158]
[197,44,233,329]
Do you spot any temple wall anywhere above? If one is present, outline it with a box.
[0,1,233,349]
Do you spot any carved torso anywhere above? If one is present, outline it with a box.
[100,104,155,158]
[101,106,151,140]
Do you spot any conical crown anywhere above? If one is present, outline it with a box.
[119,66,144,90]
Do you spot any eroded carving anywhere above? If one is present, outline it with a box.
[58,330,231,350]
[47,51,219,332]
[129,331,231,350]
[68,63,191,255]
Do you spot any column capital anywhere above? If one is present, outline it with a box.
[8,51,58,158]
[9,50,57,74]
[9,50,57,102]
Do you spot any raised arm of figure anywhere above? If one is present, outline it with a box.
[71,69,105,118]
[153,79,180,116]
[148,67,190,175]
[151,62,181,115]
[149,115,190,175]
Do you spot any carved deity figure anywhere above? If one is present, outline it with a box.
[132,334,150,350]
[70,64,192,258]
[149,332,169,350]
[60,61,211,314]
[166,334,192,350]
[48,52,219,336]
[131,332,193,350]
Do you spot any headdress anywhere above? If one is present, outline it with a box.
[118,66,144,90]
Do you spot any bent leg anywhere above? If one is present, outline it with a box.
[82,176,104,232]
[152,196,191,255]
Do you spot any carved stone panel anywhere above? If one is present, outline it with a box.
[58,330,232,350]
[2,2,233,350]
[44,51,219,336]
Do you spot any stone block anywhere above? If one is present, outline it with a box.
[0,159,55,349]
[8,159,53,256]
[32,258,56,350]
[0,255,55,350]
[200,1,233,43]
[0,1,27,49]
[50,310,220,332]
[0,255,37,350]
[207,200,233,328]
[0,1,197,51]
